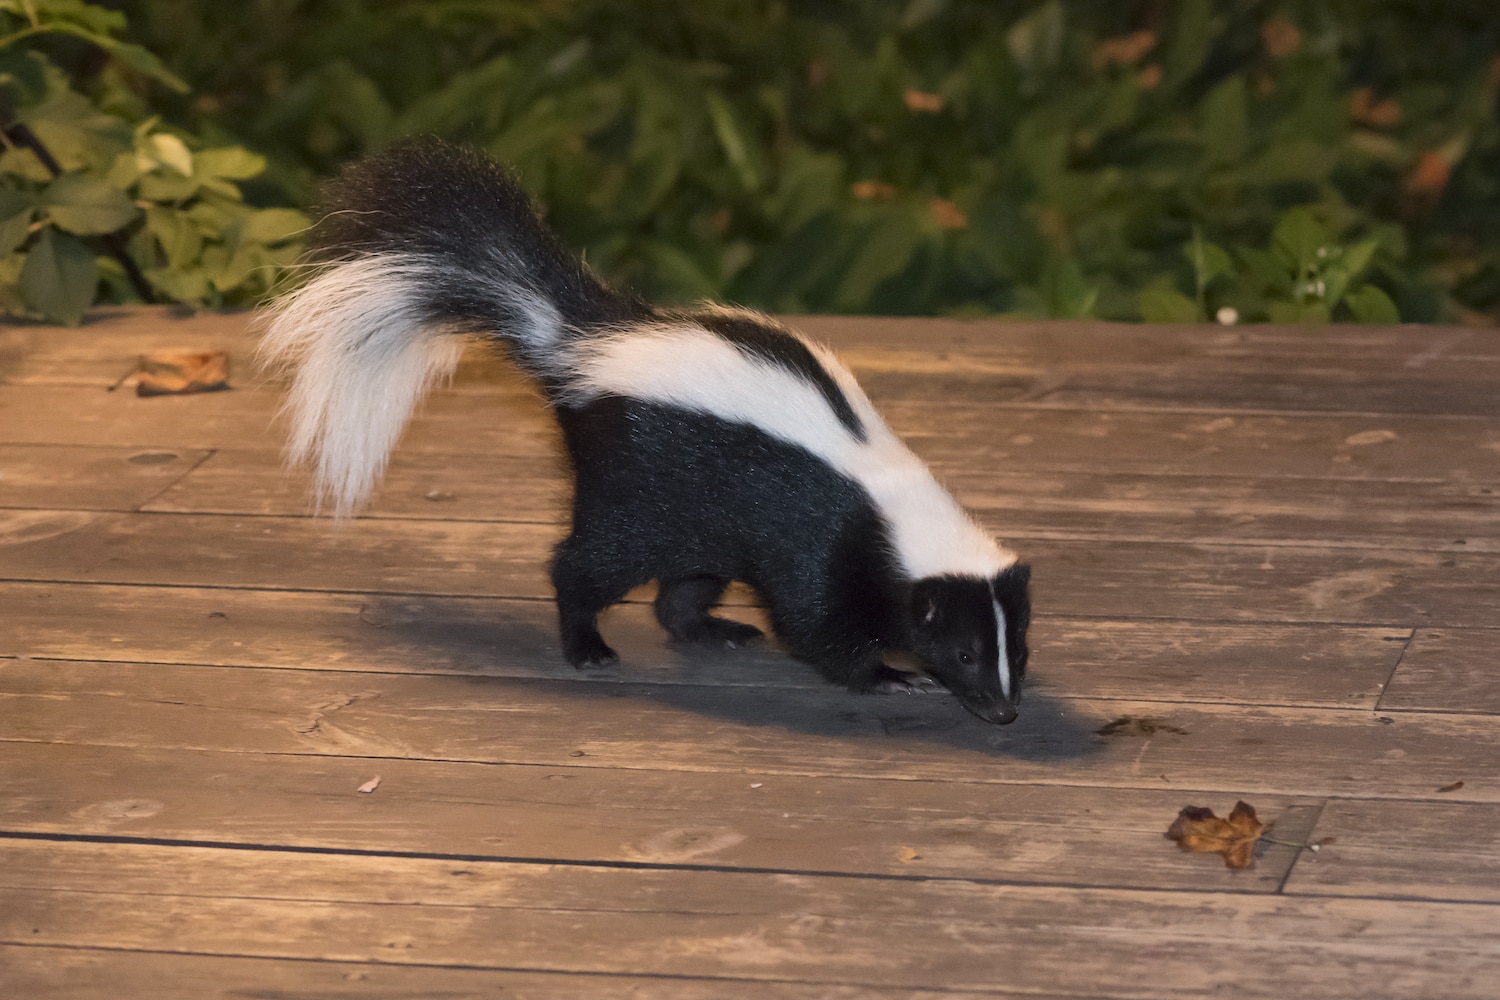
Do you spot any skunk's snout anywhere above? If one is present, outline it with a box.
[962,695,1019,726]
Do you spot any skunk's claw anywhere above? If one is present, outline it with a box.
[871,664,940,694]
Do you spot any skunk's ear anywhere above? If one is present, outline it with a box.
[995,562,1030,593]
[994,563,1032,632]
[910,578,943,628]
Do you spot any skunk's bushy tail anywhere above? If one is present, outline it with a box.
[260,140,640,514]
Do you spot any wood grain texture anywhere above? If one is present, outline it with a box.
[145,447,570,522]
[0,582,1406,708]
[3,840,1498,999]
[0,444,211,511]
[0,741,1315,891]
[1379,628,1500,714]
[8,381,1500,485]
[0,945,1003,1000]
[4,659,1493,801]
[4,510,1496,625]
[1284,799,1500,903]
[0,309,251,387]
[143,447,1500,553]
[9,309,1500,997]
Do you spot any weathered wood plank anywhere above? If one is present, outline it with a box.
[790,315,1500,366]
[3,510,1495,625]
[0,383,563,454]
[0,309,251,387]
[886,402,1500,483]
[3,840,1498,998]
[0,583,1406,708]
[3,659,1494,801]
[143,448,1500,552]
[146,448,571,522]
[0,444,211,511]
[1379,628,1500,715]
[8,379,1500,485]
[1284,799,1500,903]
[0,741,1315,891]
[0,945,990,1000]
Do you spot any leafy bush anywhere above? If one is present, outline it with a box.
[0,0,308,324]
[9,1,1500,323]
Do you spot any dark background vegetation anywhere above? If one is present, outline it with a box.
[4,0,1498,323]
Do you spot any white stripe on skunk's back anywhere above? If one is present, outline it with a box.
[565,322,1015,581]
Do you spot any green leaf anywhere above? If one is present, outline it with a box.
[39,23,189,92]
[26,0,126,35]
[1139,286,1199,322]
[18,226,98,324]
[242,207,310,245]
[150,133,194,176]
[44,172,138,234]
[1200,76,1247,166]
[1268,300,1331,324]
[0,207,34,255]
[1272,208,1330,272]
[1164,0,1213,88]
[705,91,760,192]
[834,210,923,311]
[144,263,211,303]
[1338,239,1379,281]
[1007,1,1065,87]
[144,204,202,269]
[1042,253,1096,319]
[194,147,267,181]
[1186,231,1233,286]
[1344,284,1400,324]
[137,170,199,202]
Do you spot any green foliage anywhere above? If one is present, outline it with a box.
[113,0,1496,323]
[1140,209,1400,324]
[9,0,1500,323]
[0,0,308,323]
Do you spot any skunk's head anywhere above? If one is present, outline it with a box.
[908,563,1031,725]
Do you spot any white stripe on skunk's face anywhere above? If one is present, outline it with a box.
[909,575,1020,724]
[564,317,1014,581]
[993,593,1011,700]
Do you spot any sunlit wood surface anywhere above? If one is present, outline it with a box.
[2,307,1498,998]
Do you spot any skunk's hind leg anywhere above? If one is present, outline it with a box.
[654,575,764,649]
[550,534,639,668]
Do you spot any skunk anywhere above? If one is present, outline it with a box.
[261,140,1031,725]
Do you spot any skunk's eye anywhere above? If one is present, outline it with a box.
[957,651,974,666]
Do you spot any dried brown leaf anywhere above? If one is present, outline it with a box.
[136,350,231,396]
[1165,800,1265,869]
[903,89,943,113]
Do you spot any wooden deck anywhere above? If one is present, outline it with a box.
[2,308,1498,998]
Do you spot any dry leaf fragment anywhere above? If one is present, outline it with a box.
[929,198,967,230]
[357,775,382,794]
[1090,31,1156,71]
[1437,781,1465,793]
[1165,801,1266,869]
[136,350,231,397]
[897,846,921,864]
[902,89,943,113]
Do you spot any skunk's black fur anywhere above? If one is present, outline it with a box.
[264,140,1032,725]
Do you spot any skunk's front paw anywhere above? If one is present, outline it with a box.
[675,617,765,650]
[870,664,941,695]
[563,631,619,669]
